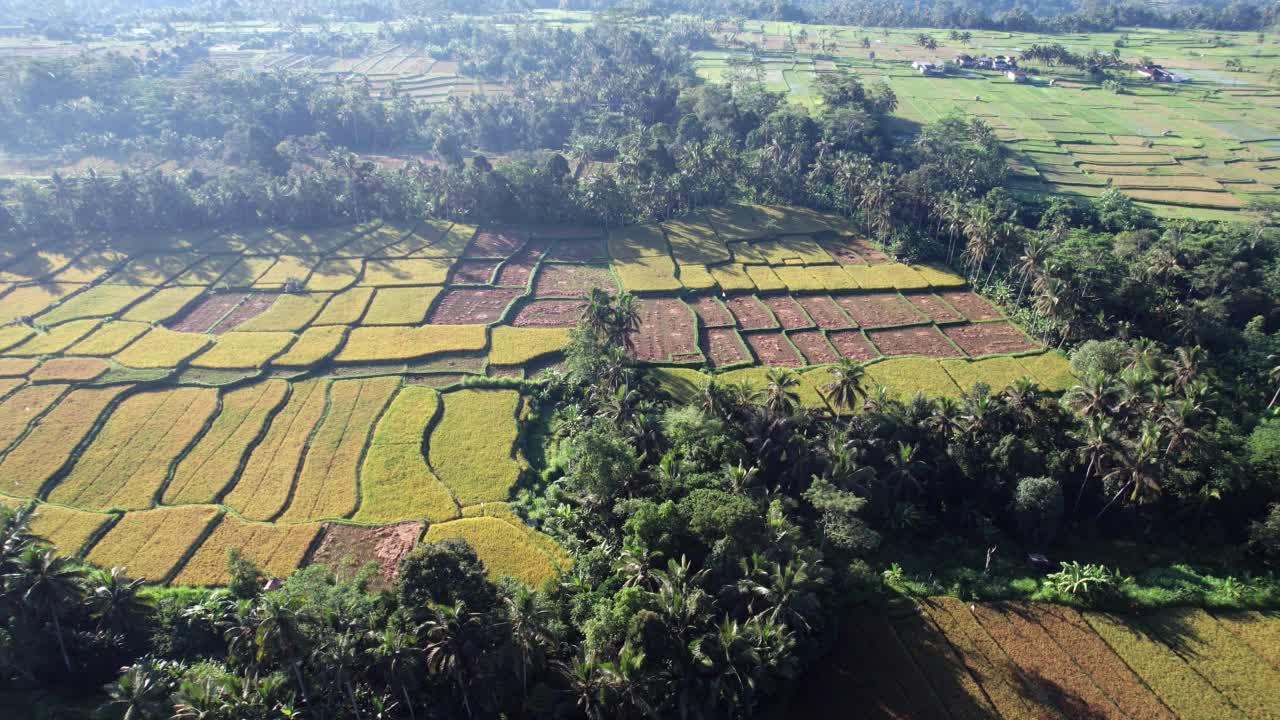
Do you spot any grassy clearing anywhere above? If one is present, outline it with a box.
[164,380,290,505]
[607,223,669,259]
[424,516,560,586]
[279,377,400,523]
[172,515,321,586]
[429,389,522,506]
[360,257,453,286]
[314,287,374,325]
[709,263,756,291]
[941,356,1034,392]
[224,379,329,521]
[113,327,211,368]
[336,325,487,362]
[867,358,962,400]
[0,284,81,324]
[28,357,109,382]
[37,284,151,325]
[490,326,570,366]
[49,388,219,511]
[363,286,441,325]
[0,385,131,499]
[6,319,102,356]
[356,386,460,523]
[233,293,330,332]
[664,216,731,265]
[65,321,150,356]
[85,505,222,582]
[272,326,346,367]
[190,332,294,369]
[614,255,682,293]
[1017,351,1077,392]
[0,384,68,452]
[121,287,205,323]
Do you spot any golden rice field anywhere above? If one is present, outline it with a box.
[0,206,1072,587]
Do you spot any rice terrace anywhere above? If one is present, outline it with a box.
[1,0,1280,717]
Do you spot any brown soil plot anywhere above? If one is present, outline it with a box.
[465,228,526,258]
[763,296,815,330]
[511,299,586,328]
[797,296,852,329]
[827,330,878,361]
[629,299,698,363]
[943,322,1039,356]
[939,291,1003,321]
[309,521,422,586]
[817,238,867,265]
[836,293,925,328]
[427,288,522,325]
[532,264,617,298]
[790,330,839,364]
[725,296,777,330]
[850,238,891,263]
[905,293,964,323]
[209,294,279,334]
[449,260,500,284]
[744,331,803,367]
[868,326,960,357]
[169,293,247,333]
[702,328,749,367]
[689,296,734,328]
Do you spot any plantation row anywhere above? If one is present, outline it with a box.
[799,598,1280,719]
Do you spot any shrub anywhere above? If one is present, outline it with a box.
[1045,561,1125,607]
[680,488,764,544]
[1247,419,1280,493]
[1249,504,1280,565]
[397,537,497,609]
[1012,477,1064,546]
[1069,338,1129,376]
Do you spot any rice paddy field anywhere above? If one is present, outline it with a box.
[795,598,1280,719]
[0,206,1069,587]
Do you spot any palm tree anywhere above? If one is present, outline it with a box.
[88,566,150,635]
[102,663,169,720]
[243,594,310,701]
[561,651,611,720]
[5,547,83,673]
[1268,353,1280,408]
[370,626,422,720]
[1065,371,1115,420]
[1072,415,1114,512]
[422,601,485,717]
[763,368,801,417]
[1013,232,1049,303]
[822,358,867,414]
[504,586,553,700]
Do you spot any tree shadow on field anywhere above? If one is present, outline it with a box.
[1010,669,1109,720]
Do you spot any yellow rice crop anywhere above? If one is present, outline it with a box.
[398,220,474,257]
[114,327,211,368]
[171,255,239,285]
[360,258,454,286]
[703,204,769,241]
[424,517,561,586]
[0,378,21,400]
[744,265,786,292]
[941,357,1034,392]
[0,358,38,376]
[1017,352,1076,392]
[607,223,669,259]
[171,515,321,586]
[121,287,205,323]
[772,266,827,292]
[105,254,198,285]
[844,263,931,290]
[866,358,961,400]
[0,497,115,557]
[0,283,82,323]
[0,251,75,283]
[910,265,966,288]
[708,264,756,291]
[664,216,731,265]
[806,265,861,291]
[363,286,441,325]
[732,235,833,265]
[49,387,219,511]
[0,325,35,353]
[224,379,328,521]
[164,380,290,505]
[253,256,315,288]
[306,258,363,291]
[0,384,134,499]
[460,502,572,569]
[335,325,487,362]
[314,287,374,325]
[614,255,682,293]
[85,505,222,582]
[5,319,102,356]
[190,332,294,369]
[356,386,460,523]
[677,265,717,291]
[66,321,150,356]
[37,284,151,325]
[233,293,331,332]
[429,389,522,506]
[489,326,570,366]
[29,358,109,382]
[278,377,400,523]
[272,326,347,366]
[221,256,279,287]
[0,384,68,453]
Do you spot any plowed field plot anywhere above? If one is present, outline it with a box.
[545,238,607,261]
[702,328,749,367]
[209,294,277,333]
[170,293,246,333]
[790,330,839,364]
[939,290,1003,321]
[630,299,698,363]
[449,259,500,284]
[427,288,521,324]
[532,263,616,297]
[836,293,924,327]
[906,293,964,322]
[763,296,814,330]
[828,330,879,361]
[868,326,961,357]
[309,521,422,585]
[797,296,852,329]
[944,322,1039,356]
[726,296,777,330]
[745,331,803,367]
[817,238,868,265]
[690,296,734,328]
[511,299,586,327]
[465,228,526,258]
